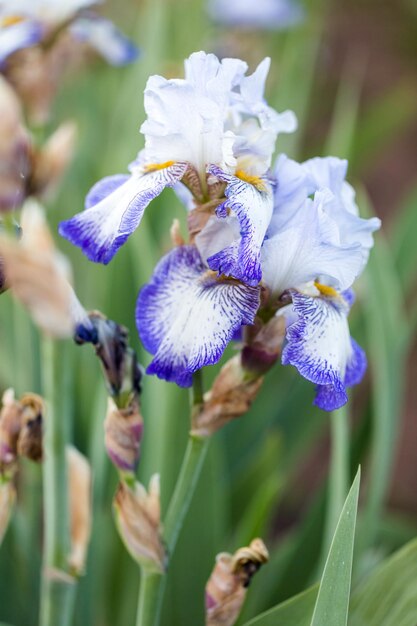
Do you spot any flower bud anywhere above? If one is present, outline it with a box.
[67,446,92,576]
[74,312,143,406]
[0,76,30,212]
[113,476,166,573]
[0,201,77,337]
[241,315,286,376]
[104,397,143,475]
[0,480,16,545]
[0,389,23,472]
[191,355,264,437]
[16,393,44,462]
[205,539,269,626]
[29,121,77,200]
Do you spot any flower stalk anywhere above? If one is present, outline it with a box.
[39,337,75,626]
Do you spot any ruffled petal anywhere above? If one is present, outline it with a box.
[136,245,260,386]
[281,289,365,411]
[0,21,43,65]
[206,165,273,285]
[59,162,187,263]
[70,16,139,66]
[262,190,365,295]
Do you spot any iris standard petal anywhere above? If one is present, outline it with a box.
[59,162,188,263]
[136,245,260,386]
[262,191,365,295]
[206,165,273,285]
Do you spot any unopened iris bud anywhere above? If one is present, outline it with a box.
[192,356,264,437]
[0,480,16,545]
[104,397,143,475]
[205,539,269,626]
[74,312,143,407]
[29,121,77,200]
[16,393,44,462]
[0,389,23,472]
[241,315,286,376]
[67,446,92,577]
[113,476,166,573]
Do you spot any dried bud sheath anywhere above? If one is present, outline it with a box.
[205,539,269,626]
[104,397,143,475]
[192,356,264,437]
[113,476,166,574]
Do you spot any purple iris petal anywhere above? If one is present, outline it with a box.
[206,165,273,285]
[59,162,188,264]
[70,16,139,66]
[0,20,43,66]
[136,245,260,386]
[282,289,366,411]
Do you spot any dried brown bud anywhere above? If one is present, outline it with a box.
[74,312,143,405]
[0,389,22,472]
[113,476,166,573]
[0,76,30,212]
[0,390,44,470]
[205,539,269,626]
[241,315,286,376]
[104,397,143,475]
[191,356,264,437]
[29,121,77,199]
[16,393,44,462]
[0,201,79,337]
[0,480,16,545]
[67,446,92,576]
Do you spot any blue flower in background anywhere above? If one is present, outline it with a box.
[0,0,138,67]
[208,0,304,31]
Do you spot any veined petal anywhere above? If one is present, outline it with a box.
[262,190,365,295]
[0,20,43,64]
[59,162,187,263]
[281,289,366,411]
[136,245,260,386]
[70,16,139,66]
[207,165,273,285]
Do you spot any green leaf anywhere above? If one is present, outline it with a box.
[242,585,318,626]
[310,468,361,626]
[349,538,417,626]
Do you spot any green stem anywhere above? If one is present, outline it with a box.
[136,570,164,626]
[135,372,209,626]
[39,338,75,626]
[321,405,349,566]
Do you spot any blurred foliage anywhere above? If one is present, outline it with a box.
[0,0,417,624]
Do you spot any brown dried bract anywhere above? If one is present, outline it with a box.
[113,476,166,573]
[191,355,264,437]
[16,393,44,462]
[205,538,269,626]
[104,397,143,474]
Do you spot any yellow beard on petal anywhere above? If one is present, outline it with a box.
[235,169,266,192]
[1,16,25,27]
[144,161,175,173]
[314,281,338,298]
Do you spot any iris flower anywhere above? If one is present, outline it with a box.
[61,51,380,410]
[0,0,137,66]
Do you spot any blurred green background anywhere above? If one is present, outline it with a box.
[1,0,417,624]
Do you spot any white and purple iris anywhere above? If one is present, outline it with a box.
[0,0,138,67]
[207,0,304,31]
[60,51,380,411]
